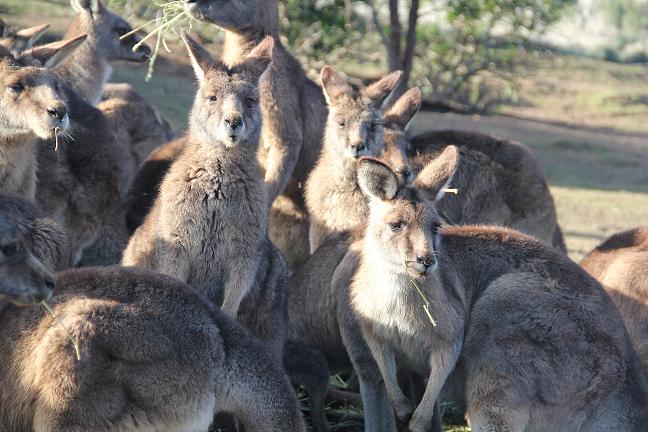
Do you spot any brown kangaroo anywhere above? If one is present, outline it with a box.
[305,66,402,253]
[0,37,85,199]
[403,129,566,252]
[581,227,648,370]
[0,19,50,55]
[0,264,306,431]
[0,193,67,310]
[123,33,288,358]
[57,0,151,105]
[350,154,648,431]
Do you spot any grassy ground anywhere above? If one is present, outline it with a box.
[4,2,648,430]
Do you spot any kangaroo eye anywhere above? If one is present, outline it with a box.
[369,123,377,132]
[388,222,403,232]
[9,83,24,93]
[337,120,345,127]
[1,242,20,257]
[208,95,217,103]
[432,223,442,234]
[246,98,256,107]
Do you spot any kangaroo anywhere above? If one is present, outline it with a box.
[0,19,50,55]
[305,67,402,253]
[123,33,288,358]
[581,227,648,370]
[0,264,306,432]
[350,154,648,431]
[56,0,150,105]
[22,41,128,266]
[0,193,68,311]
[0,37,85,199]
[402,129,566,252]
[185,0,328,270]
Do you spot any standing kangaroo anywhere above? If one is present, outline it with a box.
[0,19,50,55]
[305,66,402,252]
[185,0,328,269]
[0,264,306,432]
[581,227,648,370]
[0,194,67,310]
[402,128,566,252]
[350,154,648,431]
[123,33,288,358]
[0,38,85,198]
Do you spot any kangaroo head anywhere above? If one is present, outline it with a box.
[320,67,402,160]
[184,0,270,32]
[0,197,61,306]
[357,145,459,278]
[0,35,85,141]
[0,19,50,55]
[68,0,151,63]
[381,87,421,184]
[183,31,273,148]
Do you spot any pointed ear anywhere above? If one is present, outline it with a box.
[243,36,274,82]
[358,157,399,201]
[16,23,50,48]
[70,0,104,15]
[364,70,402,106]
[413,145,459,202]
[181,30,217,82]
[23,34,87,68]
[320,66,352,105]
[382,87,421,131]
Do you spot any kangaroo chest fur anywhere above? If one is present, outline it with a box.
[158,149,267,299]
[353,262,440,373]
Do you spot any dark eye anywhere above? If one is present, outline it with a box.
[9,83,24,93]
[208,95,217,103]
[337,119,345,127]
[1,242,20,257]
[388,222,403,232]
[369,123,377,132]
[246,98,257,107]
[432,223,442,234]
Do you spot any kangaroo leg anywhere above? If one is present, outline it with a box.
[284,340,331,432]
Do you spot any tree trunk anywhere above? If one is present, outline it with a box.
[388,0,402,71]
[397,0,420,97]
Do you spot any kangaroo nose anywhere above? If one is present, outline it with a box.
[225,114,242,130]
[416,255,434,268]
[351,142,366,154]
[47,106,67,121]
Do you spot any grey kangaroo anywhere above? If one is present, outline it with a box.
[123,33,288,359]
[351,152,648,431]
[0,263,306,431]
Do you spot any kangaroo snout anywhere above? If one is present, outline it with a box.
[350,141,367,157]
[225,113,243,130]
[416,254,435,268]
[47,105,67,122]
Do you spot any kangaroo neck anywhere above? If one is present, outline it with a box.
[222,16,279,65]
[57,15,110,105]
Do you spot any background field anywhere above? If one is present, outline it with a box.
[2,0,648,430]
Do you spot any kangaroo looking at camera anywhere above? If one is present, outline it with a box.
[305,67,403,253]
[123,33,288,358]
[349,153,648,431]
[0,38,85,199]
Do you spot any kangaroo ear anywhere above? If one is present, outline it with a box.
[70,0,104,15]
[364,70,402,107]
[320,66,353,105]
[23,34,87,68]
[413,145,459,202]
[244,36,274,82]
[358,157,399,201]
[16,24,50,49]
[181,30,220,82]
[382,87,421,131]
